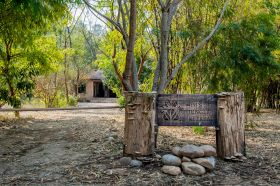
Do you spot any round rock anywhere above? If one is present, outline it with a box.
[192,156,216,170]
[162,154,181,166]
[130,160,143,167]
[180,144,204,158]
[200,145,217,157]
[171,146,182,157]
[119,157,132,166]
[161,165,182,176]
[182,162,206,176]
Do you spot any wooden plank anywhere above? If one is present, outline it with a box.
[216,92,245,159]
[0,106,121,112]
[156,94,218,126]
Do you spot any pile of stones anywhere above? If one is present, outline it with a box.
[161,144,217,176]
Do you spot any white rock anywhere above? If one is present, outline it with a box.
[192,157,216,170]
[182,162,206,176]
[162,154,181,166]
[108,136,114,142]
[155,154,162,159]
[234,153,243,157]
[200,145,217,157]
[171,146,182,157]
[105,168,127,175]
[161,165,181,176]
[182,157,191,162]
[130,160,142,167]
[180,145,204,158]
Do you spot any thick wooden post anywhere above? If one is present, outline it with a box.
[216,92,246,159]
[123,92,156,156]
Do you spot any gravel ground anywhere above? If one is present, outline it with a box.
[0,107,279,185]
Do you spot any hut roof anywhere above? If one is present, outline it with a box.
[88,70,104,80]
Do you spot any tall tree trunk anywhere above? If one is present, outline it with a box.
[157,10,169,93]
[122,0,137,91]
[4,41,20,117]
[6,76,19,117]
[64,53,69,103]
[64,29,69,104]
[75,68,80,97]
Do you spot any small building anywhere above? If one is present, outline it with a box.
[78,70,116,101]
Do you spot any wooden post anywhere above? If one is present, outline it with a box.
[216,92,246,159]
[123,92,156,156]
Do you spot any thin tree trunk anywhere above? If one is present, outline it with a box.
[137,53,147,79]
[64,29,69,104]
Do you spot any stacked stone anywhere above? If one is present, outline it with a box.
[161,144,217,176]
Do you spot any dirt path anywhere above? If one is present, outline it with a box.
[0,109,279,185]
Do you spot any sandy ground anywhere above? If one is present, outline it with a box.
[0,105,279,185]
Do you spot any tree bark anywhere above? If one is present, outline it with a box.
[123,92,156,156]
[216,92,246,159]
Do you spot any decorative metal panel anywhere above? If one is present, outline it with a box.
[156,94,218,126]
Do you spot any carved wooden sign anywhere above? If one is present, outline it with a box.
[156,94,218,126]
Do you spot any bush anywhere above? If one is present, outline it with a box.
[117,96,126,107]
[68,96,78,107]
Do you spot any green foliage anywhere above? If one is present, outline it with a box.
[68,96,78,107]
[0,0,68,109]
[192,126,205,135]
[117,96,126,107]
[1,0,279,113]
[205,12,280,110]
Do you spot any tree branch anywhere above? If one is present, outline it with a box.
[118,0,129,44]
[164,0,230,89]
[112,44,124,86]
[167,0,181,28]
[157,0,164,9]
[83,0,123,34]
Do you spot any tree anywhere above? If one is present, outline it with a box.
[0,0,69,115]
[152,0,230,93]
[205,12,280,111]
[84,0,230,93]
[83,0,138,91]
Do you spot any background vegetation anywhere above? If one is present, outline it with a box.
[0,0,279,112]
